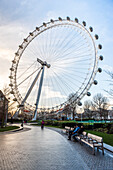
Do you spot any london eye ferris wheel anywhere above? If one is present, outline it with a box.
[9,17,103,120]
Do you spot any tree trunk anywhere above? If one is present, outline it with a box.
[72,107,75,120]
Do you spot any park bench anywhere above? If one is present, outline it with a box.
[61,126,74,134]
[79,133,104,155]
[64,126,74,134]
[63,126,104,155]
[74,131,87,142]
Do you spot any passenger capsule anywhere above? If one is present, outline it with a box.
[43,22,47,27]
[75,18,79,23]
[99,55,103,60]
[50,19,54,23]
[10,68,14,71]
[19,45,23,49]
[87,92,91,96]
[98,44,102,49]
[36,27,40,31]
[98,68,102,73]
[24,39,28,42]
[29,32,33,36]
[12,60,16,64]
[15,52,19,56]
[78,101,82,106]
[9,76,13,79]
[89,26,93,32]
[67,16,70,21]
[82,21,86,26]
[13,98,17,101]
[58,17,62,21]
[95,34,99,40]
[9,84,13,87]
[10,91,14,94]
[94,80,98,85]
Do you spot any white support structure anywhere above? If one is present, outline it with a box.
[32,66,45,120]
[13,68,42,118]
[13,57,50,119]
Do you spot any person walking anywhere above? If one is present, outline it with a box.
[41,120,45,129]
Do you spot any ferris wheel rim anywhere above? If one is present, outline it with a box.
[9,17,102,111]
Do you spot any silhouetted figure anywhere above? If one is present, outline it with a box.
[11,117,13,124]
[21,120,23,127]
[41,120,45,130]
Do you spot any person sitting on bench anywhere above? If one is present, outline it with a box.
[74,125,84,136]
[68,125,80,140]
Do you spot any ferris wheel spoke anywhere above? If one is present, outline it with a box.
[51,68,77,94]
[53,49,92,64]
[51,67,85,88]
[49,70,69,102]
[53,51,92,65]
[53,54,92,65]
[17,67,41,87]
[53,48,90,64]
[17,61,37,79]
[52,65,89,75]
[48,27,62,61]
[51,28,88,60]
[57,57,92,65]
[48,71,63,107]
[53,41,91,62]
[51,31,81,60]
[51,27,79,57]
[51,66,89,80]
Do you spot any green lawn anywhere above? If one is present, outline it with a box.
[0,126,20,132]
[85,130,113,146]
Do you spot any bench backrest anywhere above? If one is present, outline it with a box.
[88,133,103,142]
[65,126,71,130]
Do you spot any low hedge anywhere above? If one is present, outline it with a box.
[43,120,113,131]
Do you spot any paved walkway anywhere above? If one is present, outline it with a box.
[0,125,113,170]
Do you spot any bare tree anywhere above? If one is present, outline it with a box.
[63,104,71,119]
[67,93,78,120]
[84,100,92,119]
[2,84,16,116]
[92,93,109,120]
[104,71,113,97]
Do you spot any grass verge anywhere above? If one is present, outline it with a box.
[0,126,20,132]
[85,130,113,147]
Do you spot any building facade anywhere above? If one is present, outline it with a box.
[0,90,8,126]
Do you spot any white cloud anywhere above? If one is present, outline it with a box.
[42,85,67,99]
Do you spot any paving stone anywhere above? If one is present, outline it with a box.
[0,126,113,170]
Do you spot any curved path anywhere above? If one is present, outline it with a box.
[0,125,113,170]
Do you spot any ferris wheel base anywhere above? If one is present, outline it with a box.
[32,114,37,121]
[32,117,36,121]
[12,109,20,119]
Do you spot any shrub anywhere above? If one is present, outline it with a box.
[109,124,113,134]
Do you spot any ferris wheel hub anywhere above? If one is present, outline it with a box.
[37,58,51,68]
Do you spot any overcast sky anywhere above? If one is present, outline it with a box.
[0,0,113,105]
